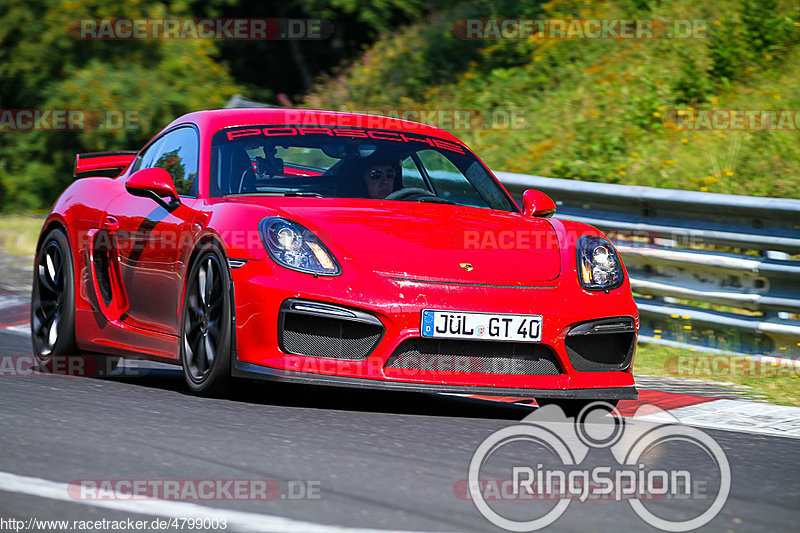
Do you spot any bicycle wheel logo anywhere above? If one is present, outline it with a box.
[467,402,730,532]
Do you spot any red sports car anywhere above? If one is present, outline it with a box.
[31,109,638,410]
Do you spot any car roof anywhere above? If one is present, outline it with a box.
[163,108,464,143]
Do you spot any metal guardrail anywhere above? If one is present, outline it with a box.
[495,171,800,358]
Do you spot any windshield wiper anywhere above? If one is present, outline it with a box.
[224,191,324,197]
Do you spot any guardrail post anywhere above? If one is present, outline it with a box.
[763,250,792,320]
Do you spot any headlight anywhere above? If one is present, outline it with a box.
[259,217,341,276]
[577,236,623,291]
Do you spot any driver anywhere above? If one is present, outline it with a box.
[363,163,400,199]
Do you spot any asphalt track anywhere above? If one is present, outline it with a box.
[1,300,799,532]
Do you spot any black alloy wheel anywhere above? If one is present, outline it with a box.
[181,250,232,395]
[31,228,119,376]
[31,230,73,361]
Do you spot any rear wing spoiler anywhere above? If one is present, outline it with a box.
[74,151,138,178]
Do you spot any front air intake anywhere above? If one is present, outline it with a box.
[278,299,384,360]
[564,317,637,371]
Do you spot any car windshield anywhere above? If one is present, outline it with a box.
[209,125,516,211]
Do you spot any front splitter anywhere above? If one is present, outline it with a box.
[232,359,639,400]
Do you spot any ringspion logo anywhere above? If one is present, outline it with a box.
[464,403,730,531]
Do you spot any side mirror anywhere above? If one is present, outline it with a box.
[522,189,556,218]
[125,167,181,211]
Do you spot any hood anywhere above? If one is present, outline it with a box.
[261,199,561,285]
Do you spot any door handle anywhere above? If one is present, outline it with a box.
[102,216,120,232]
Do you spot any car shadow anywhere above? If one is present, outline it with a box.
[99,359,537,421]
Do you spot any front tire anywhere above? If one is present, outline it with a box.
[180,249,232,395]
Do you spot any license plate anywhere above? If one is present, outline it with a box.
[421,310,542,342]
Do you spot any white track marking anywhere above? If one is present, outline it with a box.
[0,294,25,310]
[4,323,30,336]
[637,399,800,439]
[0,471,434,533]
[0,293,29,336]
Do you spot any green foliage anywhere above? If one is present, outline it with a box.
[306,0,800,198]
[708,0,800,84]
[0,0,240,211]
[707,17,746,84]
[672,50,711,104]
[297,0,427,36]
[740,0,799,56]
[2,0,798,211]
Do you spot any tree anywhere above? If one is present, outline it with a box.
[0,0,240,210]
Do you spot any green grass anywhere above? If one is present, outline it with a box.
[634,342,800,407]
[0,215,45,257]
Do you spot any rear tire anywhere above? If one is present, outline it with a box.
[180,248,232,395]
[31,228,120,376]
[31,228,77,367]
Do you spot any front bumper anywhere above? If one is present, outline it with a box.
[229,258,639,399]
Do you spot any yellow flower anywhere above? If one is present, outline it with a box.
[700,186,708,192]
[653,111,662,118]
[631,152,639,158]
[681,138,688,143]
[724,169,734,176]
[710,96,718,105]
[619,171,627,176]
